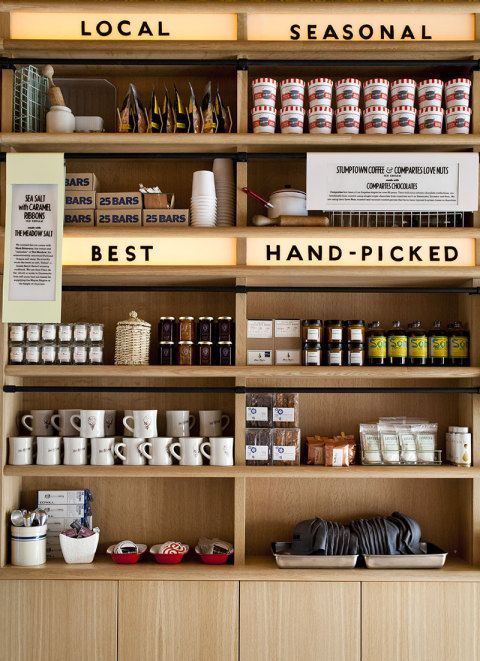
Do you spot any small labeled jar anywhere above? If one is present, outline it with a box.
[9,344,25,364]
[335,78,361,107]
[335,106,361,134]
[367,321,387,366]
[251,77,277,108]
[347,341,365,366]
[364,106,389,135]
[57,323,73,343]
[308,106,333,134]
[158,317,176,343]
[72,343,88,365]
[57,344,73,364]
[177,340,194,366]
[347,321,365,343]
[73,323,88,343]
[46,105,75,133]
[41,323,57,343]
[363,78,389,108]
[303,341,321,366]
[41,343,56,364]
[9,324,25,343]
[417,79,444,109]
[280,106,305,134]
[158,341,175,365]
[391,79,416,108]
[445,78,471,108]
[419,106,444,135]
[325,320,343,343]
[302,320,322,343]
[251,106,277,134]
[25,343,40,365]
[198,317,214,343]
[446,106,471,134]
[26,324,41,343]
[280,78,305,108]
[217,341,233,366]
[217,317,234,342]
[307,78,333,107]
[88,323,104,343]
[198,341,213,366]
[178,317,195,342]
[391,106,417,134]
[327,341,343,366]
[88,344,103,364]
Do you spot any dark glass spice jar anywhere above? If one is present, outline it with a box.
[448,321,470,366]
[407,321,428,366]
[198,317,214,343]
[428,320,448,366]
[198,341,213,366]
[387,320,407,366]
[158,341,175,365]
[158,317,176,343]
[217,341,233,366]
[367,321,387,366]
[217,316,234,342]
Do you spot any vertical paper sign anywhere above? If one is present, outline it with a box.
[3,153,64,322]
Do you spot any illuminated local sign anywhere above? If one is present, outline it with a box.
[246,13,475,41]
[10,12,238,40]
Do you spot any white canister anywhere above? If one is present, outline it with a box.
[391,79,416,108]
[11,524,47,566]
[419,106,444,134]
[251,106,277,134]
[268,188,307,219]
[308,106,333,134]
[335,78,361,108]
[446,106,471,134]
[363,78,389,108]
[363,106,389,134]
[280,78,305,108]
[335,106,361,134]
[307,78,333,107]
[391,106,417,134]
[251,77,277,108]
[46,105,75,133]
[445,78,471,108]
[279,105,305,134]
[417,79,444,109]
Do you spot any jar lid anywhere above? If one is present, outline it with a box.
[198,341,213,345]
[348,320,365,325]
[364,78,390,86]
[159,341,174,345]
[303,319,322,325]
[308,105,333,114]
[281,78,305,85]
[392,106,417,113]
[218,341,233,345]
[308,77,333,86]
[117,311,151,328]
[446,78,471,86]
[325,320,343,325]
[446,106,471,114]
[336,78,361,86]
[252,77,278,86]
[418,79,443,86]
[392,78,416,85]
[419,106,444,114]
[178,340,194,345]
[198,316,214,321]
[160,316,175,321]
[280,105,305,113]
[364,106,390,114]
[217,316,233,320]
[335,106,361,114]
[271,188,306,196]
[178,316,194,321]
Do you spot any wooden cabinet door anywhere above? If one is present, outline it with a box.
[119,580,238,661]
[240,581,360,661]
[362,582,480,661]
[0,580,117,661]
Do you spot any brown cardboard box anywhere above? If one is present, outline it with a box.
[64,192,96,209]
[274,319,302,365]
[96,192,142,209]
[64,209,95,226]
[247,319,274,365]
[142,209,189,226]
[65,173,98,191]
[95,209,142,226]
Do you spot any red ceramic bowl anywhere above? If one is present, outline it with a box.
[107,543,147,564]
[196,552,233,565]
[152,552,186,565]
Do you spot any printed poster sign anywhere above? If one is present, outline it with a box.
[3,154,64,322]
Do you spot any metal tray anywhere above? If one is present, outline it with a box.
[363,542,448,569]
[271,542,358,569]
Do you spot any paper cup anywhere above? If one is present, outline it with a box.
[192,170,216,197]
[307,78,333,107]
[335,106,361,134]
[391,106,417,134]
[308,106,333,134]
[446,106,471,134]
[251,106,276,133]
[364,78,389,108]
[280,78,305,108]
[445,78,471,108]
[251,77,277,108]
[335,78,361,108]
[418,106,444,134]
[417,79,444,109]
[279,105,305,134]
[363,106,389,134]
[391,79,416,108]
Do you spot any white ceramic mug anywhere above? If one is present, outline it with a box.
[21,410,55,436]
[115,438,146,466]
[63,437,87,466]
[8,436,34,465]
[139,437,173,466]
[36,436,61,465]
[90,437,115,466]
[199,411,230,437]
[122,410,157,439]
[166,410,195,438]
[71,410,105,438]
[200,437,234,466]
[51,409,80,437]
[170,437,203,466]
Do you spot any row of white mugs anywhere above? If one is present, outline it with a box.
[17,408,230,439]
[9,435,235,467]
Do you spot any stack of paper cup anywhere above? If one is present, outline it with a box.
[190,170,217,227]
[213,158,235,226]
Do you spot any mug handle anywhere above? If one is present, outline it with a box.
[122,415,135,434]
[21,414,33,433]
[51,414,61,433]
[169,442,181,461]
[70,414,82,433]
[139,442,153,460]
[114,443,127,462]
[221,414,230,432]
[189,414,195,430]
[200,441,211,461]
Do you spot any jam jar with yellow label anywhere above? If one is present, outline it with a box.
[387,320,407,366]
[367,321,386,366]
[407,321,428,366]
[448,321,469,366]
[428,320,448,366]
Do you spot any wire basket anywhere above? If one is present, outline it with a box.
[114,311,151,366]
[13,65,49,132]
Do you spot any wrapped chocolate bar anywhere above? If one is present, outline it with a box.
[162,86,174,133]
[117,84,148,133]
[201,81,217,133]
[225,106,233,134]
[149,89,162,133]
[188,82,202,134]
[215,86,227,133]
[246,392,273,428]
[273,392,299,428]
[272,428,301,466]
[173,84,189,133]
[245,428,272,465]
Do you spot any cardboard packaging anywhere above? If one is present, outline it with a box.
[96,192,142,208]
[64,192,96,209]
[65,173,98,191]
[142,209,189,226]
[274,319,302,365]
[247,320,274,365]
[64,210,95,226]
[42,504,86,519]
[38,490,88,505]
[96,210,142,226]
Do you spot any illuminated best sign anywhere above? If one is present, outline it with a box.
[246,238,475,267]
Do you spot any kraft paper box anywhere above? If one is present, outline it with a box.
[274,319,302,364]
[38,490,87,505]
[65,172,98,191]
[65,192,96,209]
[247,320,274,364]
[97,191,143,208]
[96,209,142,226]
[142,209,189,226]
[64,209,95,226]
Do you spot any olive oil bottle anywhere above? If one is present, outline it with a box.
[428,320,448,366]
[387,321,407,366]
[367,321,387,366]
[448,321,470,366]
[407,321,428,366]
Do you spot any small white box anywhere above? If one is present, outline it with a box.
[38,490,87,505]
[247,350,273,365]
[43,504,85,518]
[46,517,81,532]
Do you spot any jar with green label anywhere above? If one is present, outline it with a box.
[387,321,407,366]
[407,321,428,366]
[367,321,386,366]
[428,320,448,366]
[448,321,469,366]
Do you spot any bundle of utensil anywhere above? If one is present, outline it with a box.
[11,508,48,527]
